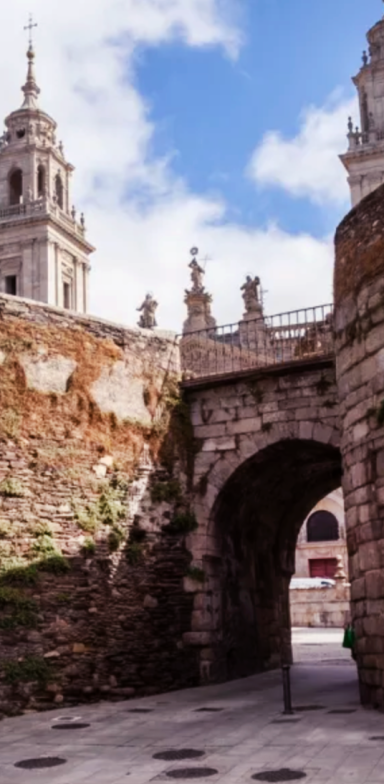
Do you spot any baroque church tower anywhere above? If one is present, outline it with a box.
[341,7,384,207]
[0,38,94,312]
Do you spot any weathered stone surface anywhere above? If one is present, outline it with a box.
[19,354,77,394]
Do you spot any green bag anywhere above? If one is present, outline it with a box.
[343,625,356,650]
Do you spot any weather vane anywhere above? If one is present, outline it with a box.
[190,247,199,258]
[24,14,38,47]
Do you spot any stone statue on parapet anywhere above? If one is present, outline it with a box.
[188,248,205,292]
[241,275,261,315]
[183,247,216,334]
[137,293,158,330]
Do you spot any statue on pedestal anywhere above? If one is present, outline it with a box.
[183,248,216,334]
[137,293,158,330]
[241,275,261,315]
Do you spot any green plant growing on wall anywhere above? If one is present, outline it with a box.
[0,478,25,497]
[126,541,144,565]
[31,534,56,556]
[108,527,124,553]
[99,489,125,527]
[167,510,198,534]
[151,479,182,504]
[0,561,39,586]
[37,553,70,575]
[82,538,96,555]
[3,656,51,685]
[186,566,205,583]
[0,587,38,629]
[73,502,100,534]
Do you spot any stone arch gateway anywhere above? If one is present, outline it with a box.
[183,358,342,682]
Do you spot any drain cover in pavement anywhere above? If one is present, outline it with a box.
[15,757,67,769]
[294,705,324,712]
[195,707,223,712]
[128,708,153,713]
[252,770,306,782]
[166,769,218,779]
[328,709,356,714]
[153,750,205,761]
[52,723,90,730]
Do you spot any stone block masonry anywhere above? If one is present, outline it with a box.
[335,183,384,708]
[0,293,200,716]
[181,361,342,683]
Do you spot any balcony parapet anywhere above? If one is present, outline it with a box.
[0,197,86,238]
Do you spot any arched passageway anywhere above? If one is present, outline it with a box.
[209,438,342,681]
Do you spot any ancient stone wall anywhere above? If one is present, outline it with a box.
[335,183,384,708]
[183,361,341,684]
[290,583,351,628]
[0,294,200,716]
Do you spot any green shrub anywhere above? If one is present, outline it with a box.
[73,503,99,534]
[37,553,70,575]
[99,491,125,527]
[31,535,56,556]
[82,538,96,555]
[108,527,124,553]
[0,478,24,498]
[3,656,51,685]
[168,510,198,534]
[151,479,182,504]
[0,562,38,586]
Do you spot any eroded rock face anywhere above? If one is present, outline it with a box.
[335,183,384,708]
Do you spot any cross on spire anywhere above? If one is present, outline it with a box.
[24,14,37,48]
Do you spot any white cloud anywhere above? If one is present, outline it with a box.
[0,1,337,332]
[248,92,358,206]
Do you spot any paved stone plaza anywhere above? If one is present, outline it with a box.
[1,630,384,784]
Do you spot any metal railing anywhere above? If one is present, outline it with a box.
[180,304,334,380]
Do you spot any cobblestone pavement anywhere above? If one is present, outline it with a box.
[1,629,384,784]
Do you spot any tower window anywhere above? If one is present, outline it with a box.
[307,511,339,543]
[9,169,23,206]
[16,128,26,139]
[63,282,71,310]
[5,276,17,296]
[55,174,64,209]
[37,165,45,197]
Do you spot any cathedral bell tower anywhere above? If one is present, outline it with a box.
[0,32,94,311]
[340,6,384,207]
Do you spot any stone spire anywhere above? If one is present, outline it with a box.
[20,44,41,111]
[340,8,384,206]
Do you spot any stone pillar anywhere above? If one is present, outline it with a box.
[334,183,384,708]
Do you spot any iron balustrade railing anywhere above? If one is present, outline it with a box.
[180,303,334,380]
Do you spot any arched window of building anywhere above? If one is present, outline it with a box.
[307,511,339,543]
[55,173,64,209]
[37,165,45,197]
[9,169,23,206]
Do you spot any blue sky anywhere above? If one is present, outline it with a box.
[0,0,381,328]
[136,0,377,240]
